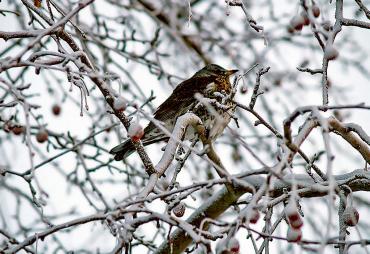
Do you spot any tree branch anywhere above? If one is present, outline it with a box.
[155,169,370,254]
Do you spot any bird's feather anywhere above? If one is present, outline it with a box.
[144,75,216,134]
[111,134,169,160]
[110,64,236,161]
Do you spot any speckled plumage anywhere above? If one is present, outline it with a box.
[110,64,238,160]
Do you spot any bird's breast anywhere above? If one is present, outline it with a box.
[184,100,236,141]
[215,76,232,93]
[204,79,232,95]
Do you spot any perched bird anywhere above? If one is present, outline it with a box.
[110,64,238,160]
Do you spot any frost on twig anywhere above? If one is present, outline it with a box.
[249,67,270,109]
[154,112,204,175]
[327,117,370,163]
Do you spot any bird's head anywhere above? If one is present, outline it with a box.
[194,64,238,78]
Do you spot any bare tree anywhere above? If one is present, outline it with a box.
[1,0,370,253]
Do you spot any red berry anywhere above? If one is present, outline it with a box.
[113,97,127,112]
[290,15,305,31]
[12,125,25,135]
[52,104,61,116]
[128,122,144,142]
[228,237,240,253]
[287,212,300,222]
[343,206,359,227]
[285,200,303,229]
[36,129,48,143]
[249,208,260,224]
[290,216,303,229]
[301,11,310,26]
[311,5,320,18]
[285,201,298,219]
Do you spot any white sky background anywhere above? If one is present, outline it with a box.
[0,0,370,253]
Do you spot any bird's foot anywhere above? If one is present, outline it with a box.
[177,145,185,156]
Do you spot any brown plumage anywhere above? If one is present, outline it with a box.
[110,64,238,160]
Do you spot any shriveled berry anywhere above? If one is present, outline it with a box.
[322,21,331,31]
[240,85,248,94]
[173,202,185,217]
[3,121,13,133]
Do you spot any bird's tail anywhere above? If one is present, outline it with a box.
[110,140,135,160]
[110,135,169,161]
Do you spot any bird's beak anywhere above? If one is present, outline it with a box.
[226,69,239,76]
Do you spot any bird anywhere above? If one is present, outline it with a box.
[110,64,238,160]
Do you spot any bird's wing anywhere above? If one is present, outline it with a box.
[144,75,215,134]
